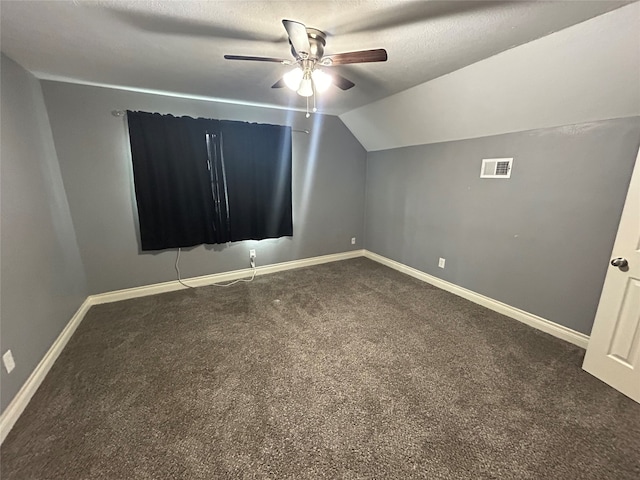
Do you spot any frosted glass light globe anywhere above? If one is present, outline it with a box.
[283,68,303,91]
[312,69,332,92]
[297,75,313,97]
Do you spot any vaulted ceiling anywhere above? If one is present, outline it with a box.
[0,1,632,116]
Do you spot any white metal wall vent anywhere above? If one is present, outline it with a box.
[481,158,513,178]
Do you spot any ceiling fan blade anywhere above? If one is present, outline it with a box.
[224,55,287,63]
[332,74,356,91]
[271,78,286,89]
[282,19,311,58]
[323,49,388,65]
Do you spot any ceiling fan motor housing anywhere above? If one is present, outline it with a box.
[290,28,326,61]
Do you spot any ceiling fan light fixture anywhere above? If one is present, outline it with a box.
[283,67,303,91]
[297,72,314,97]
[225,19,388,114]
[311,69,332,93]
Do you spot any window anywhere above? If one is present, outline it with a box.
[127,111,293,251]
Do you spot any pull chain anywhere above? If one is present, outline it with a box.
[313,84,317,113]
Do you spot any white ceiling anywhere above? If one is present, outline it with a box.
[0,0,632,116]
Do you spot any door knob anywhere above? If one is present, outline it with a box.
[611,257,628,268]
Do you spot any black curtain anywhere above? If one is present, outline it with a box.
[127,111,292,251]
[220,120,293,242]
[127,111,223,250]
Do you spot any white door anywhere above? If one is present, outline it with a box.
[583,147,640,403]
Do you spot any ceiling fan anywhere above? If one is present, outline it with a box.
[224,19,387,114]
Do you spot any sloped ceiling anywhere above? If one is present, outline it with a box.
[341,2,640,151]
[0,0,632,116]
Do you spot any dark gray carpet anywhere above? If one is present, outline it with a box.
[1,258,639,479]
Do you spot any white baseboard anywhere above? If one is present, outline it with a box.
[363,250,590,349]
[90,250,365,305]
[0,249,364,445]
[0,298,93,444]
[1,247,587,445]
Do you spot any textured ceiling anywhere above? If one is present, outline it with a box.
[0,0,632,115]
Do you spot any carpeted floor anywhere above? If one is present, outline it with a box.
[1,258,639,479]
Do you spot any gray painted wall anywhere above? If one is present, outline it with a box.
[40,82,367,295]
[365,117,640,335]
[0,55,87,413]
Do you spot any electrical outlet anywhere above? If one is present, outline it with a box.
[3,350,15,374]
[351,237,356,245]
[249,249,256,259]
[438,258,446,269]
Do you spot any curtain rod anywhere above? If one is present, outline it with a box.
[111,110,310,134]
